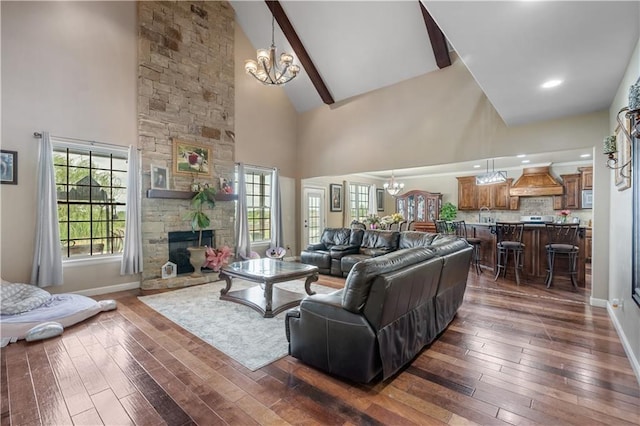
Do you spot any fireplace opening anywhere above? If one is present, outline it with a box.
[168,230,214,275]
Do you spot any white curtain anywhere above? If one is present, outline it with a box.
[342,179,351,227]
[235,163,251,259]
[31,131,63,287]
[121,146,143,275]
[270,168,283,248]
[368,184,377,216]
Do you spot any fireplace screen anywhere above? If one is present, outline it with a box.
[168,230,214,275]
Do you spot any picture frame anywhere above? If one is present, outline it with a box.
[0,150,17,185]
[219,177,233,194]
[615,122,632,191]
[376,188,385,211]
[173,139,212,177]
[151,165,169,190]
[161,261,177,279]
[330,183,343,212]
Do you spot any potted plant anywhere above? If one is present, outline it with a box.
[185,185,216,276]
[439,202,457,233]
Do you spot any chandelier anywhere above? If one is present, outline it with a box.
[244,15,300,86]
[476,159,507,185]
[383,171,405,196]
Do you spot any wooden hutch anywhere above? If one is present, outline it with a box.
[395,190,442,233]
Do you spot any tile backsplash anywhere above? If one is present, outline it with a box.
[456,197,593,226]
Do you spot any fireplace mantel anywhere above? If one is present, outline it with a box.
[146,189,237,202]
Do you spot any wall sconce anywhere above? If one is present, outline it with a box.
[604,80,639,177]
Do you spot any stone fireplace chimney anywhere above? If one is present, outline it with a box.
[137,1,236,290]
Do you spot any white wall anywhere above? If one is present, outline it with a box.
[1,1,138,292]
[234,22,300,255]
[607,37,640,378]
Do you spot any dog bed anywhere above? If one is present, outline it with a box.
[0,280,116,346]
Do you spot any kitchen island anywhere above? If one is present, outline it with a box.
[465,222,589,288]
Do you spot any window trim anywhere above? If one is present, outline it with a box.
[243,165,273,244]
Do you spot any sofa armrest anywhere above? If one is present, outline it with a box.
[361,248,393,257]
[285,309,300,342]
[306,243,326,251]
[330,244,360,259]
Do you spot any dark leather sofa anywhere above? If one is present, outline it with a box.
[299,228,364,276]
[339,230,400,274]
[286,233,472,383]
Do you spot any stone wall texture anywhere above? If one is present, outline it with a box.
[138,1,235,288]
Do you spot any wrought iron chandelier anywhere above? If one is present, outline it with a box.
[383,171,405,196]
[244,15,300,86]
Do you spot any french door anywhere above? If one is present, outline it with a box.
[302,187,325,248]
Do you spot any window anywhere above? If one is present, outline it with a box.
[349,183,371,222]
[244,168,272,243]
[53,142,128,258]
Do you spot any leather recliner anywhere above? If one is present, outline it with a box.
[300,228,364,275]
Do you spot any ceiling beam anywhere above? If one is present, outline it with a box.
[419,1,451,69]
[265,0,335,105]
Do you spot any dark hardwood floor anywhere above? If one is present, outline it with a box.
[2,266,639,425]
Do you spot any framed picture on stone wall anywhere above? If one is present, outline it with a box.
[173,139,212,177]
[151,165,169,190]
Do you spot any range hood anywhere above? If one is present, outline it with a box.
[509,166,564,197]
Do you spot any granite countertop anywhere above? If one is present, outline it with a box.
[465,221,589,229]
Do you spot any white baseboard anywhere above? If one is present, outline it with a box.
[73,281,140,297]
[607,302,640,386]
[589,297,608,308]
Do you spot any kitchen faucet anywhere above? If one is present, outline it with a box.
[479,206,491,223]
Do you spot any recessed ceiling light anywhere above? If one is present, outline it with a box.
[516,154,526,158]
[473,164,481,168]
[580,153,591,158]
[541,79,563,89]
[521,159,530,164]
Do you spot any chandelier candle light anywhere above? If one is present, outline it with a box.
[384,171,405,196]
[244,15,300,86]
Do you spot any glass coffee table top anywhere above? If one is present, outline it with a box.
[223,258,317,280]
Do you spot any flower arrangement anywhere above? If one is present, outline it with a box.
[204,245,233,271]
[381,212,404,226]
[558,209,571,223]
[364,214,382,229]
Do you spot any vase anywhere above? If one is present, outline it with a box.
[561,216,567,223]
[187,246,207,277]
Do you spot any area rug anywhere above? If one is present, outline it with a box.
[138,279,337,371]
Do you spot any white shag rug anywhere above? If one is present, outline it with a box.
[138,279,337,371]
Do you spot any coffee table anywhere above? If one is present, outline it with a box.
[219,258,319,318]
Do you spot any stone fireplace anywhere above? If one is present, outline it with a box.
[137,1,236,290]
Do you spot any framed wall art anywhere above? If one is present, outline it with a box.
[330,183,343,212]
[376,188,385,211]
[615,122,632,191]
[151,165,169,189]
[173,139,212,177]
[0,150,17,185]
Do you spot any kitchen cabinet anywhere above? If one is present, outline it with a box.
[561,173,581,210]
[579,166,593,190]
[456,176,514,210]
[466,224,587,286]
[585,228,592,263]
[396,190,442,223]
[457,177,477,210]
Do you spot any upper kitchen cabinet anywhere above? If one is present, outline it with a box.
[457,176,515,210]
[396,190,442,222]
[579,166,593,190]
[457,176,477,210]
[561,173,581,210]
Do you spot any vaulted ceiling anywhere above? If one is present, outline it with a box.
[231,1,639,127]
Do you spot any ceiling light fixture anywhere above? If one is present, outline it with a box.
[521,159,530,164]
[541,79,563,89]
[580,154,591,158]
[516,154,526,158]
[383,171,405,196]
[244,15,300,86]
[476,159,507,185]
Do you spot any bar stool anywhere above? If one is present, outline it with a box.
[435,220,449,234]
[451,220,482,275]
[494,222,525,285]
[544,223,579,288]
